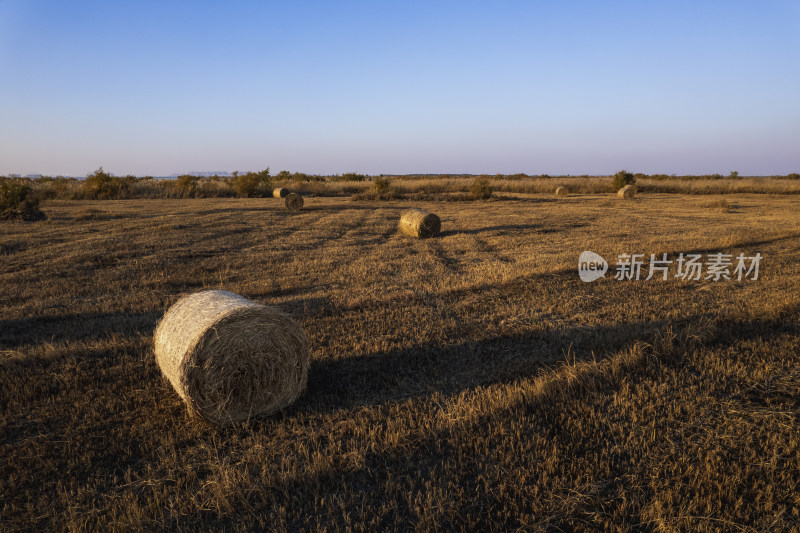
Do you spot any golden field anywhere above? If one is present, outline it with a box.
[1,191,799,531]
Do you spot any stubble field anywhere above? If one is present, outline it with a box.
[1,193,799,531]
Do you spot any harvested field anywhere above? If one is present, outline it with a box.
[1,194,799,531]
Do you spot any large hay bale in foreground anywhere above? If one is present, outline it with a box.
[154,290,309,425]
[555,186,569,197]
[285,193,304,211]
[273,187,289,199]
[617,184,637,198]
[400,208,441,238]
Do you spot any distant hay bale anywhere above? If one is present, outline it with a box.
[285,193,304,211]
[555,186,569,197]
[153,290,309,425]
[273,187,289,199]
[617,184,637,199]
[399,208,441,238]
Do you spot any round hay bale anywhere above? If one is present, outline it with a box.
[617,184,637,199]
[399,208,441,238]
[273,187,289,199]
[555,186,569,197]
[154,290,309,425]
[285,193,304,211]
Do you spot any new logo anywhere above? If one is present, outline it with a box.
[579,251,608,282]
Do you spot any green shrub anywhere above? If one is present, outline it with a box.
[82,167,133,199]
[611,170,635,191]
[470,177,493,200]
[0,179,45,221]
[176,175,199,196]
[786,173,800,180]
[372,177,392,194]
[232,169,271,198]
[232,174,261,197]
[729,171,740,179]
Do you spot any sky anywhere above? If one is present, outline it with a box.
[1,0,799,177]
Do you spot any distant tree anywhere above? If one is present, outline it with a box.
[256,167,271,181]
[611,170,635,191]
[231,169,271,197]
[83,167,132,199]
[729,170,740,179]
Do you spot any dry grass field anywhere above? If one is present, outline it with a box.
[2,192,799,530]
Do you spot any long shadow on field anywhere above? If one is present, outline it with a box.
[0,311,160,351]
[240,309,800,532]
[300,204,392,212]
[299,298,799,416]
[193,207,269,216]
[440,223,544,236]
[300,318,667,414]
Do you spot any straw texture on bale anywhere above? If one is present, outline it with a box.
[617,184,637,199]
[555,186,569,197]
[273,187,289,199]
[285,193,304,211]
[399,208,441,238]
[154,290,309,425]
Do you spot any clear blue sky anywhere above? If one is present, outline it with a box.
[1,0,798,176]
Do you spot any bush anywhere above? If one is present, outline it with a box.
[0,179,45,221]
[372,177,392,194]
[232,169,271,198]
[82,167,133,199]
[232,174,262,197]
[786,173,800,180]
[176,175,199,197]
[611,170,635,191]
[470,177,493,200]
[331,173,367,182]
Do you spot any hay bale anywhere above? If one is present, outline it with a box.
[399,208,441,238]
[285,193,304,211]
[154,290,309,425]
[617,184,637,198]
[555,186,569,197]
[273,187,289,199]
